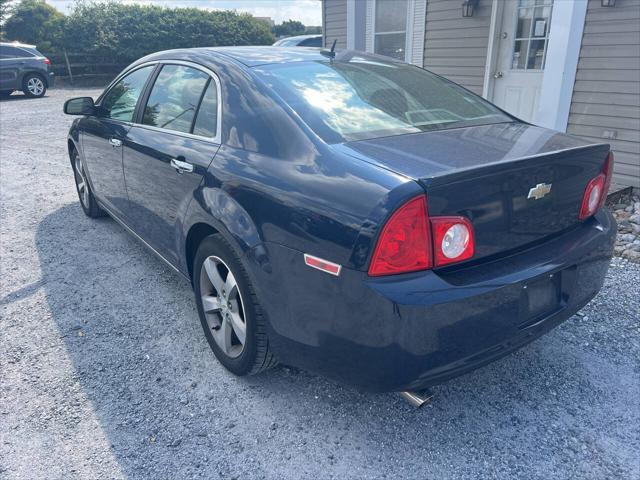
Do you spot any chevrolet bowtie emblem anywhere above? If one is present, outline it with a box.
[527,183,552,200]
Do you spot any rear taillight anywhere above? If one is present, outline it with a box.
[368,195,475,276]
[431,216,475,267]
[368,196,432,276]
[44,57,51,65]
[579,152,614,221]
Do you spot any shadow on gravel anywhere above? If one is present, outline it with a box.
[33,203,630,479]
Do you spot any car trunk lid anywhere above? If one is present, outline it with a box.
[339,122,611,262]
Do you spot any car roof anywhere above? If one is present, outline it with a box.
[136,47,397,71]
[0,42,37,49]
[198,46,328,67]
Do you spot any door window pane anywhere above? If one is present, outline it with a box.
[374,0,407,61]
[511,0,553,70]
[512,40,528,69]
[142,65,210,134]
[101,65,154,122]
[192,80,218,138]
[527,39,546,69]
[515,8,533,38]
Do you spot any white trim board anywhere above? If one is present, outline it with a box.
[347,0,355,50]
[536,0,588,132]
[482,0,502,99]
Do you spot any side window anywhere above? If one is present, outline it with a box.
[142,65,209,134]
[192,80,218,138]
[101,65,154,122]
[0,46,33,59]
[300,37,322,47]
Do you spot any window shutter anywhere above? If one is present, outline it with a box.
[365,0,374,53]
[409,0,427,67]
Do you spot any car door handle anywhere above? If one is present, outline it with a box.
[170,158,194,173]
[109,138,122,147]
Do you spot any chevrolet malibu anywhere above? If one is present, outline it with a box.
[64,47,616,397]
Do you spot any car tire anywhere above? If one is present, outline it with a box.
[22,73,47,98]
[71,148,104,218]
[0,90,13,97]
[193,234,277,376]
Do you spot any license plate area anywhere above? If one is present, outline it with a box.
[519,273,562,328]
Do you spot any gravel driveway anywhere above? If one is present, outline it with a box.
[1,89,639,480]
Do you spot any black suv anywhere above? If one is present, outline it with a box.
[0,42,55,98]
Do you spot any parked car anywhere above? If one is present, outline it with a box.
[0,42,54,98]
[273,35,322,47]
[63,47,615,398]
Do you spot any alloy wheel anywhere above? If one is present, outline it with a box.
[73,154,90,208]
[27,77,44,96]
[199,256,247,358]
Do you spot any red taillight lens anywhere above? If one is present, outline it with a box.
[431,216,475,267]
[44,57,51,65]
[579,152,614,221]
[368,196,476,276]
[579,174,605,220]
[368,196,432,276]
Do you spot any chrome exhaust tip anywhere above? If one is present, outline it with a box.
[399,390,434,408]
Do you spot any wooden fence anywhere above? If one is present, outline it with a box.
[47,51,129,86]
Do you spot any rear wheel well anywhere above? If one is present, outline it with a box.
[24,71,47,86]
[186,223,219,283]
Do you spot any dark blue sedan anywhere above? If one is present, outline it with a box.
[64,47,615,398]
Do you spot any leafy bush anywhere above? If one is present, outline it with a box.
[64,2,274,61]
[3,0,275,62]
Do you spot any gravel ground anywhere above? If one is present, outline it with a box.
[1,89,639,480]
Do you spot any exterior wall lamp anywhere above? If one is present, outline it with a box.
[601,0,616,5]
[462,0,479,17]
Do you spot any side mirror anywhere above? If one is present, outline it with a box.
[63,97,95,116]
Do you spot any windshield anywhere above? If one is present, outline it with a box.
[255,57,513,143]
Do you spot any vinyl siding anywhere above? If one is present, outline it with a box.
[566,0,640,188]
[323,0,348,49]
[422,0,492,96]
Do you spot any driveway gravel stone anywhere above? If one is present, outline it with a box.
[1,89,639,480]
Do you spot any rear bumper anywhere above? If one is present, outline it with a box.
[251,209,615,392]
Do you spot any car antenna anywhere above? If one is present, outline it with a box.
[320,39,337,61]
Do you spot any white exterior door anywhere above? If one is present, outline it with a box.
[491,0,554,123]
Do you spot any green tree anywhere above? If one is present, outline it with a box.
[304,26,322,35]
[272,19,305,38]
[1,0,13,27]
[3,0,65,50]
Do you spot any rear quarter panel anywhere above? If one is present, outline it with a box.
[182,144,418,273]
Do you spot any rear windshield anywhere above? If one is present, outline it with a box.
[255,57,512,143]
